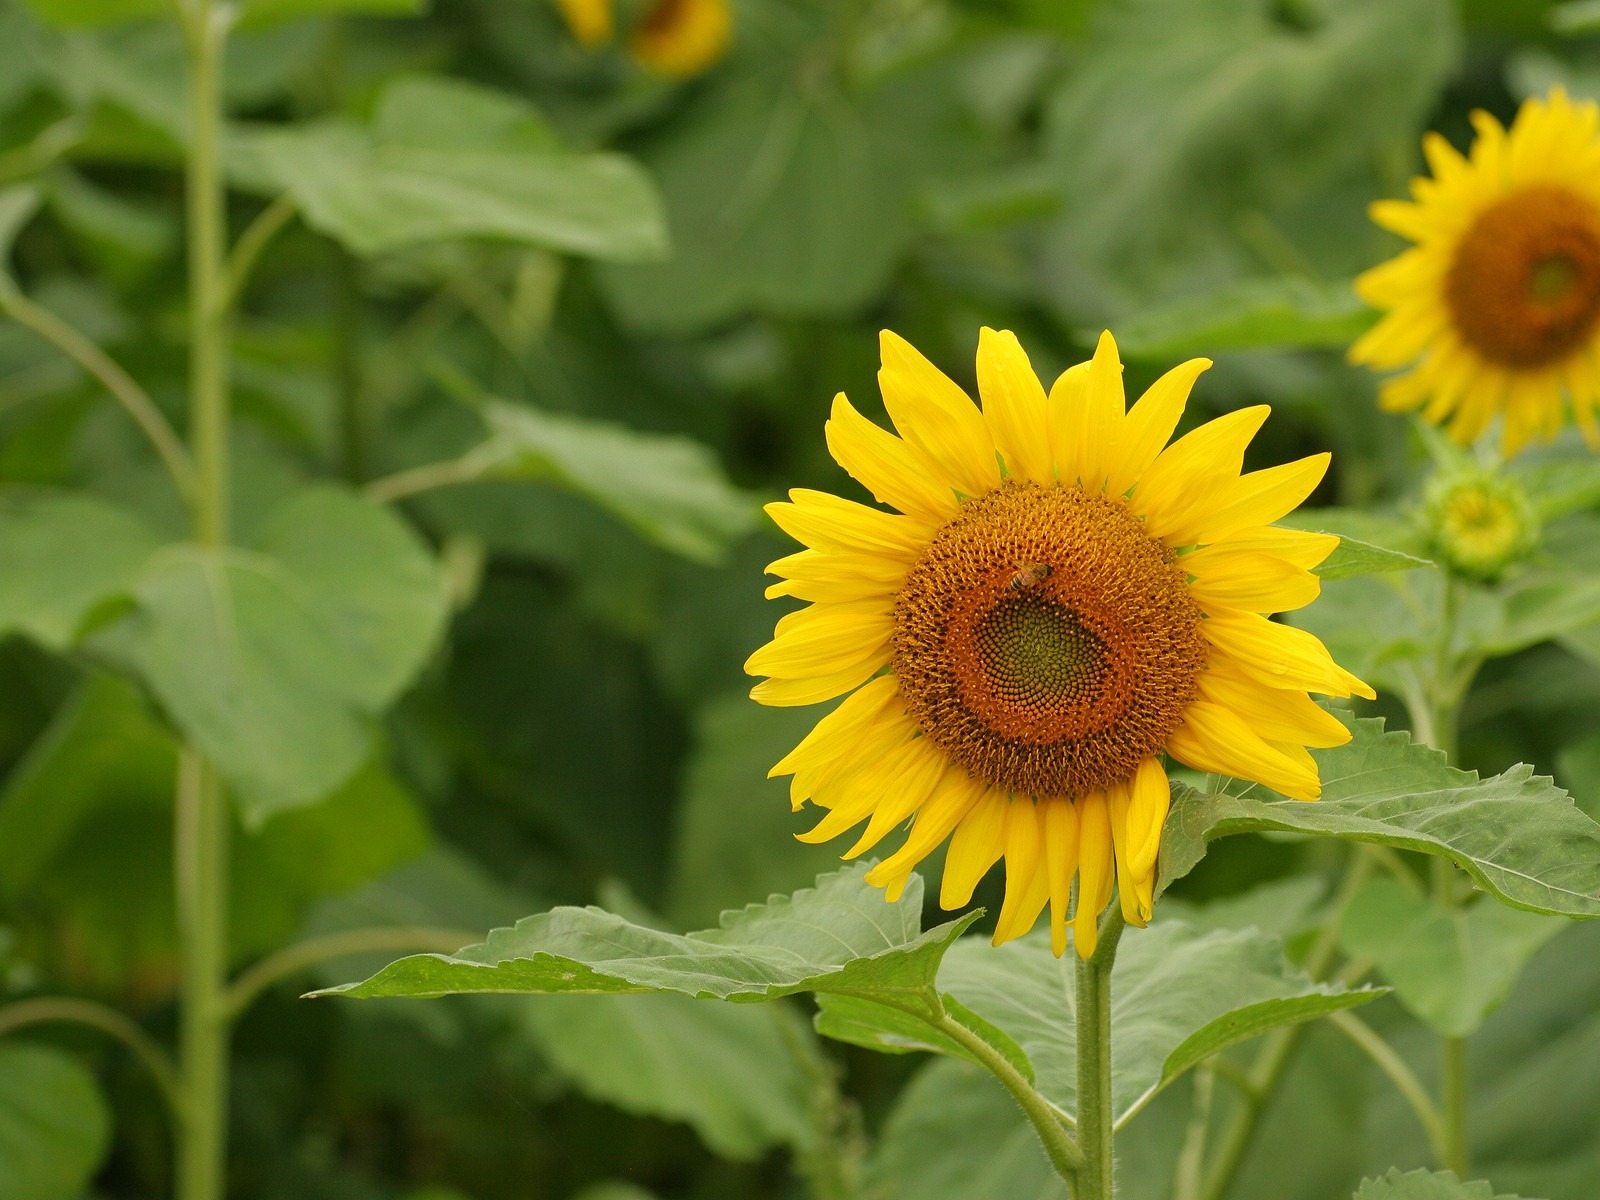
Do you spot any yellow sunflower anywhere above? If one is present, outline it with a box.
[1351,88,1600,457]
[746,329,1373,959]
[553,0,730,77]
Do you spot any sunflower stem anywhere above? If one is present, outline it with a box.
[1074,906,1125,1200]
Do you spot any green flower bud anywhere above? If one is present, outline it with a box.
[1422,470,1539,582]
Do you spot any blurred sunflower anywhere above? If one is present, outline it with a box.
[746,329,1372,959]
[1351,89,1600,457]
[554,0,730,76]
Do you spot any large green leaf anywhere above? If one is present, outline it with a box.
[0,489,160,650]
[87,544,372,821]
[1341,878,1565,1037]
[1160,718,1600,917]
[0,1044,110,1200]
[316,865,977,1013]
[1354,1168,1525,1200]
[253,485,447,711]
[238,76,666,262]
[817,920,1377,1124]
[520,996,815,1160]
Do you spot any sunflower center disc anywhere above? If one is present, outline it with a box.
[891,481,1207,799]
[1446,184,1600,368]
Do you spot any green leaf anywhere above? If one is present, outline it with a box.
[520,996,815,1160]
[237,76,666,262]
[476,400,759,564]
[1161,717,1600,917]
[932,921,1378,1122]
[813,991,1034,1085]
[87,544,372,823]
[24,0,420,28]
[253,485,447,711]
[0,489,161,650]
[315,864,978,1014]
[1340,877,1565,1037]
[1353,1167,1526,1200]
[1107,276,1375,360]
[1279,508,1432,580]
[0,1044,110,1200]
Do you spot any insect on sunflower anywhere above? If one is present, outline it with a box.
[745,329,1373,958]
[1351,88,1600,456]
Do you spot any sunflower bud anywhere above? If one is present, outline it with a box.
[1423,469,1539,582]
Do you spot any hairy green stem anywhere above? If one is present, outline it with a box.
[176,4,234,1199]
[0,996,182,1118]
[225,927,478,1020]
[1075,907,1126,1200]
[929,1004,1084,1181]
[174,748,230,1200]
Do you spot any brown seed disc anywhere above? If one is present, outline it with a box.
[1445,184,1600,368]
[891,481,1206,799]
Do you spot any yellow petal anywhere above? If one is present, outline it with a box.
[825,392,960,523]
[1210,525,1339,571]
[878,330,1000,498]
[1073,791,1114,959]
[993,800,1048,946]
[796,728,921,845]
[1134,406,1271,543]
[1107,779,1150,927]
[1184,547,1321,614]
[1042,797,1080,958]
[940,789,1008,908]
[746,599,893,679]
[1123,757,1170,881]
[1103,357,1211,499]
[977,327,1053,483]
[1196,662,1352,750]
[770,674,901,781]
[1051,331,1125,492]
[766,490,933,559]
[1182,454,1331,547]
[1165,700,1322,801]
[749,653,891,706]
[866,767,987,889]
[843,737,952,858]
[1202,609,1375,699]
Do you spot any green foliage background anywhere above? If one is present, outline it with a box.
[1,0,1599,1198]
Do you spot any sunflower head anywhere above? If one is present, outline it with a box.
[1351,88,1600,458]
[746,328,1372,958]
[1423,468,1539,582]
[552,0,730,76]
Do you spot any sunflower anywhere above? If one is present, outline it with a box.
[1351,88,1600,457]
[553,0,730,77]
[746,329,1373,958]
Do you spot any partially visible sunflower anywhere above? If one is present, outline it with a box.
[553,0,730,77]
[1351,88,1600,457]
[746,329,1372,959]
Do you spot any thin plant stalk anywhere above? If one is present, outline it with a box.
[1075,907,1127,1200]
[175,3,234,1199]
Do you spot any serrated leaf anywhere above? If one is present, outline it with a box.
[1315,536,1432,580]
[0,1044,110,1200]
[1353,1167,1526,1200]
[238,76,666,262]
[1340,877,1565,1037]
[316,865,979,1014]
[1108,276,1374,359]
[1160,717,1600,918]
[0,490,161,650]
[1278,508,1431,579]
[476,400,759,564]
